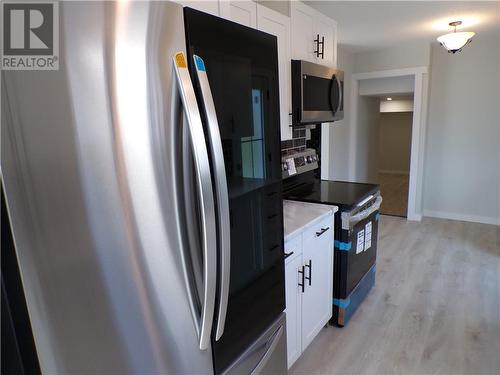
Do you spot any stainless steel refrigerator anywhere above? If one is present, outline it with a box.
[1,1,286,374]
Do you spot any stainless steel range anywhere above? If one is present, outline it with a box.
[282,154,382,327]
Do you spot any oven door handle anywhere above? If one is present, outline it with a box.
[349,196,383,226]
[192,55,231,342]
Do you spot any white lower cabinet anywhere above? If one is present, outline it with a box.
[284,214,334,369]
[284,235,303,367]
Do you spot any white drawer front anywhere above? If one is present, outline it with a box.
[303,215,333,244]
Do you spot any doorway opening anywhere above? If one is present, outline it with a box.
[348,67,429,221]
[377,96,413,217]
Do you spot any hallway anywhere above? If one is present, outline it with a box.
[378,172,409,217]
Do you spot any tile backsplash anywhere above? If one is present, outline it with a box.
[281,126,306,157]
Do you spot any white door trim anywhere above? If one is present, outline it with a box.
[349,67,429,221]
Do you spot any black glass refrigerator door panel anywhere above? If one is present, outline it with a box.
[2,188,41,375]
[184,8,285,374]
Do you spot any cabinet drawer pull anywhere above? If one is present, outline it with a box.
[305,260,312,286]
[284,251,294,259]
[298,266,305,293]
[315,226,330,237]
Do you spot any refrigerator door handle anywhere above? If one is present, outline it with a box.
[250,325,284,375]
[192,55,231,341]
[173,52,217,351]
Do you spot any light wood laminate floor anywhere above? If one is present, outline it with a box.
[378,173,409,217]
[290,215,500,375]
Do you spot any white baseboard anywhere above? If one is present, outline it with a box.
[423,210,500,226]
[407,213,422,222]
[378,170,410,175]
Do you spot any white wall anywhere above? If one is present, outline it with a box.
[354,96,380,183]
[380,99,414,113]
[359,76,414,96]
[353,42,431,73]
[378,112,413,173]
[328,45,353,181]
[423,33,500,225]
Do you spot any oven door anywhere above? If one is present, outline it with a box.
[292,60,343,124]
[334,195,382,299]
[184,8,285,374]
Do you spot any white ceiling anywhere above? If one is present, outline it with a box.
[305,1,500,53]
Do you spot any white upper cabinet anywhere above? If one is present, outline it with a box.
[291,1,338,67]
[256,4,292,140]
[175,0,220,16]
[290,1,316,62]
[220,1,257,28]
[315,13,338,67]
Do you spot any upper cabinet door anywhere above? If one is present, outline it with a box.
[256,4,292,140]
[291,1,338,67]
[220,1,257,28]
[291,1,316,62]
[175,0,220,16]
[315,14,338,67]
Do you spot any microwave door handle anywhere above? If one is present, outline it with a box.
[336,76,343,113]
[192,55,231,341]
[330,75,342,114]
[173,52,217,351]
[329,76,336,113]
[335,75,343,113]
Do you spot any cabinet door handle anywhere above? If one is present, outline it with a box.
[321,35,325,59]
[315,226,330,237]
[284,251,294,259]
[305,260,312,286]
[314,34,325,58]
[298,266,305,293]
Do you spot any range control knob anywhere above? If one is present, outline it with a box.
[282,162,288,171]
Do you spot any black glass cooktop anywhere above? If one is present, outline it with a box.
[283,179,379,211]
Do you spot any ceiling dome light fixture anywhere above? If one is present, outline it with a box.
[437,21,475,54]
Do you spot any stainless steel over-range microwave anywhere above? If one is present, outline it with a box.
[291,60,344,125]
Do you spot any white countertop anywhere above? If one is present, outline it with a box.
[283,200,338,241]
